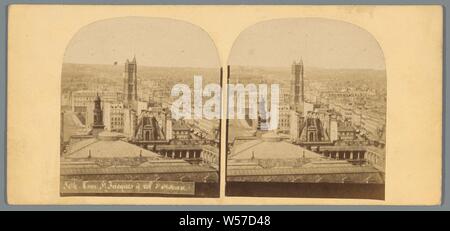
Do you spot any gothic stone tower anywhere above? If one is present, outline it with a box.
[290,59,304,112]
[123,56,138,106]
[91,94,105,136]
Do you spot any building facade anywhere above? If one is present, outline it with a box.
[103,102,124,132]
[71,90,122,113]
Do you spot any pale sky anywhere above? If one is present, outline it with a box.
[228,18,385,70]
[63,17,220,68]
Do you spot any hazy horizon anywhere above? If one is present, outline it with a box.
[62,62,222,70]
[62,62,385,72]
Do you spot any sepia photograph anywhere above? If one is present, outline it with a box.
[5,5,442,206]
[226,18,386,199]
[59,17,221,197]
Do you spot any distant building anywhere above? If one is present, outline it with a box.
[299,112,327,142]
[277,90,291,133]
[103,102,124,132]
[61,131,219,197]
[189,119,219,141]
[365,146,385,172]
[134,110,167,141]
[201,145,220,170]
[123,108,137,139]
[277,104,290,133]
[338,121,356,141]
[329,116,338,142]
[86,103,95,128]
[172,120,191,140]
[256,97,269,131]
[317,146,367,162]
[361,112,386,142]
[71,90,122,114]
[60,112,65,153]
[302,101,314,116]
[351,108,363,127]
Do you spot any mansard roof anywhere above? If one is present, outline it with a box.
[230,135,323,160]
[65,132,161,159]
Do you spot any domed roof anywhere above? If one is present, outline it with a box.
[261,132,282,142]
[97,131,126,141]
[230,138,323,160]
[66,135,161,159]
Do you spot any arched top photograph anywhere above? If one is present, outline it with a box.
[59,17,221,198]
[226,18,387,200]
